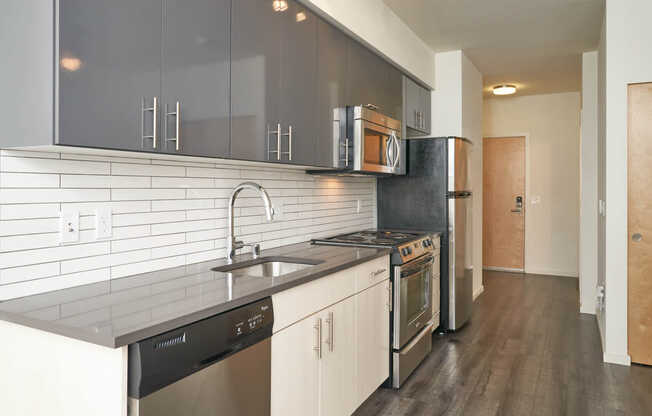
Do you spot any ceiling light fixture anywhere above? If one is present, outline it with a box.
[493,85,517,96]
[296,11,306,22]
[272,0,288,12]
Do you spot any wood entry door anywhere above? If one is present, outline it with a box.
[628,83,652,365]
[483,137,525,270]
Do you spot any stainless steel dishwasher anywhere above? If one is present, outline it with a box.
[127,297,273,416]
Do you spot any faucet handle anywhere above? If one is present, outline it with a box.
[240,242,262,259]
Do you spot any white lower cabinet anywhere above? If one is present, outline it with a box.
[270,312,320,416]
[271,256,391,416]
[321,296,357,416]
[355,280,390,405]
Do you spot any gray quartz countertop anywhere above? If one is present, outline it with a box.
[0,243,390,348]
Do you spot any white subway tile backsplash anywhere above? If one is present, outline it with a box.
[0,150,376,300]
[0,173,59,188]
[111,163,185,177]
[111,188,186,201]
[0,203,61,220]
[1,156,109,175]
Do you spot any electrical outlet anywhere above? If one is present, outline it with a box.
[356,200,361,214]
[95,208,112,239]
[59,210,80,244]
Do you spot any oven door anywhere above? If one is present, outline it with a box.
[393,254,434,349]
[353,119,401,174]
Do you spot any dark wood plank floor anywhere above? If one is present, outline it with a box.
[354,271,652,416]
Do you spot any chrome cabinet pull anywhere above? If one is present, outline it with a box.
[388,284,393,312]
[141,97,158,149]
[325,311,334,352]
[281,125,292,161]
[339,138,349,167]
[385,137,392,167]
[165,101,181,151]
[370,268,387,280]
[267,123,282,161]
[313,317,322,359]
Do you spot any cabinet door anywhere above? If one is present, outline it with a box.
[162,0,230,157]
[314,18,348,168]
[385,65,403,121]
[322,296,357,416]
[231,0,281,162]
[346,39,387,111]
[58,0,162,151]
[356,280,390,406]
[271,315,320,416]
[420,85,431,133]
[278,1,317,165]
[404,76,419,130]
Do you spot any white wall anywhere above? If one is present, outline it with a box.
[304,0,436,88]
[431,51,462,137]
[484,92,581,278]
[580,51,599,314]
[461,54,484,300]
[597,13,607,353]
[601,0,652,366]
[430,51,484,299]
[0,150,376,300]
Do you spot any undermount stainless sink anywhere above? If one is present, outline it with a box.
[212,257,323,278]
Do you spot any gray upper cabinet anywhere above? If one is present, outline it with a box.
[314,18,349,168]
[58,0,162,151]
[162,0,230,158]
[347,39,402,121]
[231,0,281,162]
[404,75,431,135]
[278,1,318,166]
[231,0,317,165]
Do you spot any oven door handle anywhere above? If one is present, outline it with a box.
[400,255,434,277]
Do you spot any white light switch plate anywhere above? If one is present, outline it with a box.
[95,208,112,239]
[59,210,80,244]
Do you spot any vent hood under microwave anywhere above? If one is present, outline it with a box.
[307,106,405,177]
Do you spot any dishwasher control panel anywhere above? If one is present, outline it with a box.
[233,299,273,337]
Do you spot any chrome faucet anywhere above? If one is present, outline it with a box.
[227,182,274,262]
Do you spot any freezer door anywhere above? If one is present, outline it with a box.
[448,194,473,330]
[448,138,471,192]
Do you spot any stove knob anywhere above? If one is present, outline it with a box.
[401,248,408,256]
[407,247,413,255]
[422,240,428,248]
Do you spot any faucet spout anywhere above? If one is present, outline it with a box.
[227,182,275,262]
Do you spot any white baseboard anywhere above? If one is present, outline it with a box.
[524,267,579,278]
[483,266,524,273]
[473,285,485,301]
[603,352,631,366]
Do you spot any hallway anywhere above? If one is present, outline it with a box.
[355,271,652,415]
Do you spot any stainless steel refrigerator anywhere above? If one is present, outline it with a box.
[377,137,473,331]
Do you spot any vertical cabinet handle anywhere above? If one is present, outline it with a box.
[313,317,322,359]
[281,125,292,161]
[325,311,334,352]
[267,123,281,160]
[141,97,158,149]
[388,283,393,312]
[345,138,349,167]
[166,101,181,151]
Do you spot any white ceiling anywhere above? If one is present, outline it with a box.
[382,0,604,96]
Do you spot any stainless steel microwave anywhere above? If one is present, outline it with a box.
[330,105,403,175]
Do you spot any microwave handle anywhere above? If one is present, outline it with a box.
[391,133,401,168]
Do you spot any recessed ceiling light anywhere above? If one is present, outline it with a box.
[60,56,82,72]
[296,11,306,22]
[493,85,517,96]
[272,0,288,12]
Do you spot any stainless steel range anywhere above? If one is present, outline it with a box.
[312,230,435,388]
